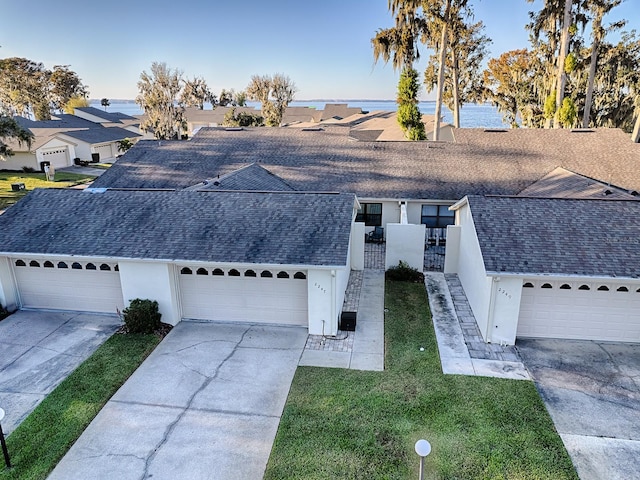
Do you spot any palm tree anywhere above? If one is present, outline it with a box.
[582,0,624,128]
[101,98,110,111]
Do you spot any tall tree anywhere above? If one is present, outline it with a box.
[582,0,624,127]
[63,95,90,114]
[101,98,110,111]
[0,57,50,119]
[246,74,296,126]
[0,115,33,156]
[136,62,185,140]
[49,65,88,113]
[180,76,215,110]
[372,0,426,139]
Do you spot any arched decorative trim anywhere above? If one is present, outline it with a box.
[578,285,590,291]
[228,269,240,277]
[15,260,26,267]
[180,267,193,275]
[44,261,54,268]
[58,261,68,269]
[559,284,571,290]
[541,283,552,289]
[212,268,224,276]
[294,272,306,280]
[99,263,111,271]
[196,268,208,275]
[72,262,82,270]
[277,271,290,279]
[617,286,629,292]
[86,263,97,270]
[597,285,609,291]
[245,269,257,277]
[29,260,40,267]
[523,282,534,288]
[261,270,273,278]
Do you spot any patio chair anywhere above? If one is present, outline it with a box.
[366,226,384,244]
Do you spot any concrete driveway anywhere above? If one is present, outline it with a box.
[48,321,307,480]
[517,339,640,480]
[0,310,121,435]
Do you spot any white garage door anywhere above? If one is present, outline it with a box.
[93,144,113,161]
[41,148,69,169]
[518,279,640,342]
[13,259,124,314]
[179,266,308,326]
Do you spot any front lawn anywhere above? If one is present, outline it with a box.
[0,332,160,480]
[265,281,578,479]
[0,171,94,209]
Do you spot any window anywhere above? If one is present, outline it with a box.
[294,272,307,280]
[86,263,96,270]
[597,285,609,291]
[114,265,119,272]
[277,271,290,279]
[196,268,208,275]
[44,261,54,268]
[15,260,26,267]
[421,205,454,228]
[355,203,382,226]
[29,260,40,267]
[617,286,629,292]
[523,282,534,288]
[72,262,82,270]
[579,285,590,290]
[181,267,193,274]
[100,264,111,271]
[560,284,571,290]
[541,283,552,289]
[261,270,273,278]
[58,262,68,269]
[229,269,240,277]
[245,270,257,277]
[212,268,224,276]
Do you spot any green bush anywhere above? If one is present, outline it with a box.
[122,298,161,333]
[385,261,424,283]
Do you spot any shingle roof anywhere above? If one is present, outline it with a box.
[465,195,640,278]
[91,127,640,199]
[191,163,296,191]
[14,114,98,130]
[517,167,635,199]
[60,127,140,144]
[0,189,353,266]
[75,107,137,122]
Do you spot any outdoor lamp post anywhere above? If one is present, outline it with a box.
[0,408,11,468]
[415,439,431,480]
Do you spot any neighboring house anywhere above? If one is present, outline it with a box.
[184,106,262,135]
[0,189,359,336]
[73,106,142,136]
[0,114,141,170]
[444,196,640,345]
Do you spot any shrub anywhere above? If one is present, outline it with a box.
[122,299,161,333]
[22,166,36,173]
[385,261,424,283]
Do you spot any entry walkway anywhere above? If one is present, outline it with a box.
[48,322,307,480]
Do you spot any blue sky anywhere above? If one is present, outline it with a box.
[0,0,637,100]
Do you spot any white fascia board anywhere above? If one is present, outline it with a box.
[357,196,460,203]
[449,196,469,211]
[486,271,640,283]
[0,252,347,270]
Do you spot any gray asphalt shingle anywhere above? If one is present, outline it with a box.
[467,195,640,278]
[91,126,640,199]
[60,127,140,144]
[0,189,354,266]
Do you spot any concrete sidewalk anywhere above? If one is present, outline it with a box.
[48,322,307,480]
[0,311,120,434]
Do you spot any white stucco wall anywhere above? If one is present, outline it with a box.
[351,222,365,271]
[307,269,336,335]
[0,152,38,171]
[487,276,523,345]
[71,142,92,161]
[0,257,18,310]
[385,223,426,271]
[118,261,181,326]
[455,203,493,341]
[443,225,461,273]
[335,266,350,327]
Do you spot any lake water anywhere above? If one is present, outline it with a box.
[94,100,506,128]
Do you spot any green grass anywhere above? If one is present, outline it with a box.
[0,172,94,209]
[265,281,578,480]
[0,332,160,480]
